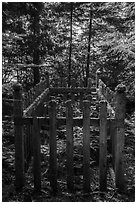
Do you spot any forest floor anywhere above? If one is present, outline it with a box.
[2,112,135,202]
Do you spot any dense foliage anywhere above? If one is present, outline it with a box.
[2,2,135,89]
[2,2,135,117]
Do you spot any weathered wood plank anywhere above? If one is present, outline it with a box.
[49,100,57,194]
[83,100,91,192]
[115,85,126,191]
[110,120,116,169]
[32,115,41,191]
[66,100,74,192]
[24,124,32,171]
[13,116,115,128]
[49,87,96,94]
[96,69,101,89]
[99,100,107,191]
[13,84,24,190]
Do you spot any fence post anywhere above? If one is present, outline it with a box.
[96,69,101,89]
[66,100,74,192]
[13,83,24,190]
[24,124,32,172]
[32,114,41,191]
[83,100,90,193]
[115,84,126,191]
[110,120,116,169]
[99,100,107,191]
[49,100,57,194]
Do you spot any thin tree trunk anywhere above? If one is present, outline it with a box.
[86,5,92,87]
[68,3,73,87]
[32,12,40,85]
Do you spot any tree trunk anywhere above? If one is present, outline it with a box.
[86,5,92,87]
[68,3,73,87]
[32,11,40,85]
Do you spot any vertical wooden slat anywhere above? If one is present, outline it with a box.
[83,100,90,192]
[32,115,41,191]
[24,124,31,172]
[99,100,107,191]
[49,100,57,194]
[24,125,27,171]
[66,100,74,192]
[96,69,101,89]
[115,85,126,191]
[13,84,24,190]
[28,124,32,161]
[110,120,116,169]
[30,124,33,157]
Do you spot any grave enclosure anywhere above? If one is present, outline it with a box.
[13,69,127,194]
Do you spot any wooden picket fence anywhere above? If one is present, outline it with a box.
[13,70,127,194]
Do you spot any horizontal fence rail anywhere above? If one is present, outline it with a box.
[14,116,116,128]
[49,87,96,94]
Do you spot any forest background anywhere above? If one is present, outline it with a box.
[2,2,135,96]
